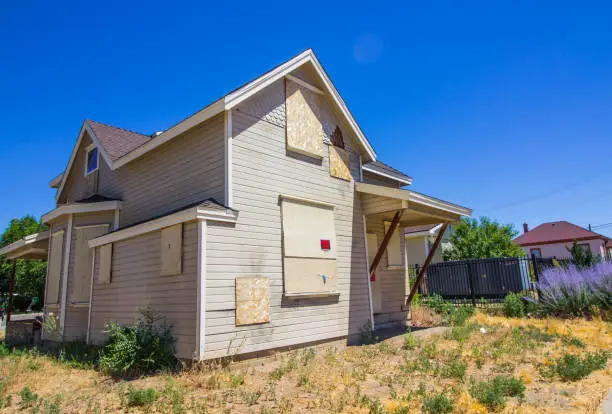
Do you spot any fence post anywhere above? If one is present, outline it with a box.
[466,261,477,306]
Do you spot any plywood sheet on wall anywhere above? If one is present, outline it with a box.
[329,146,351,181]
[285,79,324,158]
[283,257,337,294]
[235,277,270,326]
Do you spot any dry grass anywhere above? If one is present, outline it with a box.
[0,313,610,413]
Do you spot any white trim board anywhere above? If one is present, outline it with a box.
[355,182,472,217]
[59,214,73,337]
[89,205,238,248]
[42,201,123,224]
[362,165,413,186]
[54,49,376,196]
[0,231,50,258]
[196,220,207,360]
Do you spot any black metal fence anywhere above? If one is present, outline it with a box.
[419,257,561,303]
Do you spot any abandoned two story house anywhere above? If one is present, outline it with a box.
[0,50,471,360]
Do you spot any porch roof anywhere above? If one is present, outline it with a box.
[0,231,50,260]
[356,182,471,226]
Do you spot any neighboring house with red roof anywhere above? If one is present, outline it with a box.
[513,221,610,259]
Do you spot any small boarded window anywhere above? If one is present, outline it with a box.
[72,225,109,303]
[160,224,183,276]
[98,244,112,284]
[281,197,337,296]
[47,230,64,304]
[384,221,403,267]
[285,79,324,158]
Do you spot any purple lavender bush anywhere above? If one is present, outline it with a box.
[536,262,612,317]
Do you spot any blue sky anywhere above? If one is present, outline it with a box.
[1,1,611,237]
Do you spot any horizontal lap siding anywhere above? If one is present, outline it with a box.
[98,114,225,228]
[204,91,370,358]
[366,217,408,325]
[63,212,115,341]
[90,222,198,359]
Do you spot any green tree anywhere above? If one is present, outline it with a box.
[566,241,596,268]
[0,215,48,310]
[443,217,525,261]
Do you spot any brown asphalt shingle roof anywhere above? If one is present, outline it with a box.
[86,120,153,162]
[513,221,609,246]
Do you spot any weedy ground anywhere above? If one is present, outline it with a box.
[0,313,610,413]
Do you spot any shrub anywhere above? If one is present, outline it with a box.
[421,393,454,413]
[99,307,179,376]
[126,387,157,407]
[536,262,612,317]
[542,351,609,381]
[469,375,525,410]
[503,293,525,317]
[441,359,467,380]
[18,386,38,408]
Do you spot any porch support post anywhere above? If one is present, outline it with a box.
[405,222,448,307]
[369,209,404,275]
[7,260,16,323]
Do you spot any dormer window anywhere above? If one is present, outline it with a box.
[85,145,99,176]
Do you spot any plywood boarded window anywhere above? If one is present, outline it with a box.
[160,224,182,276]
[285,79,324,158]
[281,197,337,295]
[384,221,403,267]
[329,145,352,181]
[235,277,270,326]
[46,230,64,304]
[98,244,112,285]
[71,225,109,303]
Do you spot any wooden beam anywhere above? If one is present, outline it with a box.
[406,222,448,307]
[7,260,16,323]
[369,209,404,275]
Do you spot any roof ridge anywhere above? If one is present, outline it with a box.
[86,119,151,138]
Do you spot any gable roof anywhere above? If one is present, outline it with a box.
[86,120,152,162]
[363,161,413,186]
[513,221,609,246]
[55,49,377,201]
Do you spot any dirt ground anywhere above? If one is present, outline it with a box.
[0,313,610,413]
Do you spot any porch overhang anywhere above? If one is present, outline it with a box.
[0,231,50,260]
[356,182,472,226]
[42,200,123,224]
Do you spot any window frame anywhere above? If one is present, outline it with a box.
[530,248,542,259]
[85,145,99,177]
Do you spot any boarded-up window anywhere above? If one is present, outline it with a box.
[285,79,324,158]
[71,225,109,303]
[98,244,112,284]
[160,224,182,276]
[47,230,64,304]
[235,277,270,326]
[384,221,403,267]
[281,198,337,295]
[329,146,352,181]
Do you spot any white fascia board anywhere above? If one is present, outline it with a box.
[49,173,64,189]
[0,231,50,257]
[404,224,444,239]
[362,165,413,186]
[112,99,225,170]
[355,182,472,217]
[42,201,123,224]
[224,49,377,161]
[89,205,237,248]
[102,50,376,172]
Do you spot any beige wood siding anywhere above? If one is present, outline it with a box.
[64,213,114,341]
[203,79,370,359]
[59,134,99,203]
[97,114,225,228]
[46,230,64,305]
[89,222,198,359]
